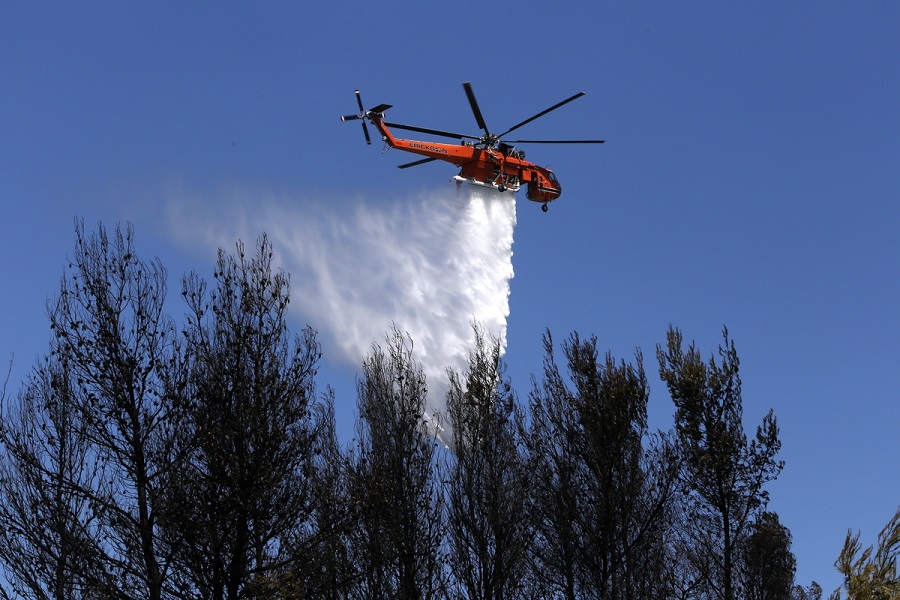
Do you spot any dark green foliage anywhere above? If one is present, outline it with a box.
[792,582,823,600]
[445,326,532,599]
[348,328,446,599]
[739,512,796,600]
[658,326,784,600]
[263,392,357,598]
[526,331,680,599]
[163,235,326,599]
[524,332,584,600]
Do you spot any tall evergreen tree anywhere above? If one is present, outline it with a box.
[44,221,181,600]
[349,328,446,599]
[525,332,585,600]
[657,326,784,600]
[165,236,326,599]
[445,326,532,600]
[527,331,679,599]
[567,332,677,600]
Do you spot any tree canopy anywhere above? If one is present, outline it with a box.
[0,222,839,600]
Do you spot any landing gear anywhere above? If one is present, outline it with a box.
[498,184,507,192]
[541,203,549,213]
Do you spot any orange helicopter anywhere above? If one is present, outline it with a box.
[341,82,604,212]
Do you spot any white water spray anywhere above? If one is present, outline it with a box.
[165,185,516,419]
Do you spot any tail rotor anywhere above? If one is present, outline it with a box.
[341,89,391,145]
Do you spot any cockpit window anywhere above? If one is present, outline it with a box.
[548,171,558,183]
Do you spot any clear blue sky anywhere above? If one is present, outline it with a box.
[2,2,899,592]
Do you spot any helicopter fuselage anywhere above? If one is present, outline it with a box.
[341,83,603,211]
[373,116,562,204]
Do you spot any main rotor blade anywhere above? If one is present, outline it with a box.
[384,121,478,141]
[499,92,586,137]
[506,138,605,144]
[463,81,489,134]
[397,157,439,169]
